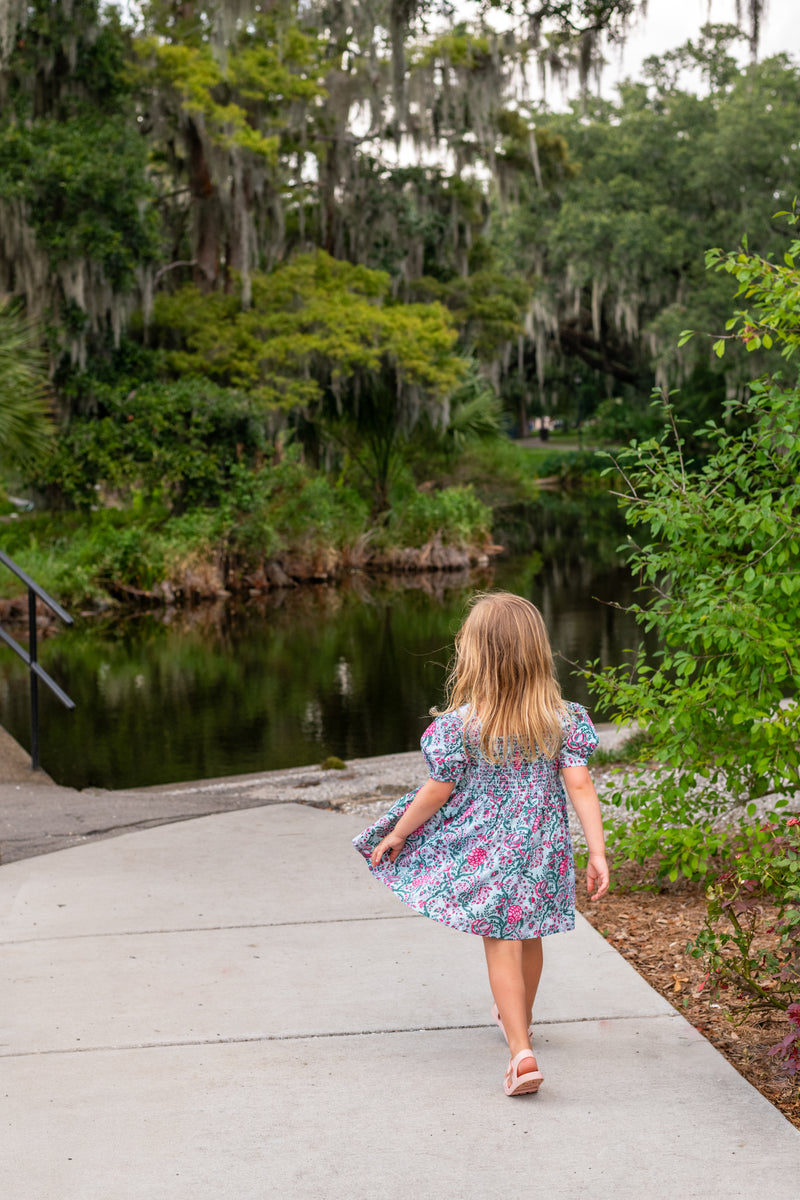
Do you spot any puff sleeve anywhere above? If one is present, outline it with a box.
[556,704,599,768]
[421,712,469,784]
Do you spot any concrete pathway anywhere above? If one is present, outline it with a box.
[3,797,799,1199]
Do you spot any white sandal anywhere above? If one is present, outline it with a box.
[504,1048,544,1097]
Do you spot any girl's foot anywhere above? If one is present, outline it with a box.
[504,1049,544,1097]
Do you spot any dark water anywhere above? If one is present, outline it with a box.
[0,493,647,789]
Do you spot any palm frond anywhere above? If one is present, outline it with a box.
[0,303,53,471]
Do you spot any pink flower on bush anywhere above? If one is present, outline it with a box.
[787,817,800,827]
[507,904,523,925]
[467,847,488,868]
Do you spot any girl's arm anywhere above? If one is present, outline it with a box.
[561,764,609,900]
[370,778,455,867]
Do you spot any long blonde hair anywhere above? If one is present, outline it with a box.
[435,592,568,762]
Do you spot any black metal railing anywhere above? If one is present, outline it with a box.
[0,549,75,771]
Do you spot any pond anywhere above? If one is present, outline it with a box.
[0,492,648,789]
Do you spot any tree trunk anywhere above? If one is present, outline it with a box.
[186,120,221,289]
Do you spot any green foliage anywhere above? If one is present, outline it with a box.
[379,486,492,550]
[219,455,369,569]
[2,0,131,114]
[705,211,800,360]
[31,380,269,511]
[412,31,492,70]
[4,466,494,604]
[4,0,791,576]
[412,270,530,361]
[585,219,800,884]
[5,454,371,604]
[0,114,159,289]
[151,252,463,408]
[503,34,800,419]
[591,728,653,767]
[0,305,52,472]
[0,507,199,602]
[590,395,665,444]
[531,449,608,487]
[150,252,468,509]
[136,11,324,163]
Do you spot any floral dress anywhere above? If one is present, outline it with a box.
[352,703,598,940]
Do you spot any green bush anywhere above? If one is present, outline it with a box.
[0,506,222,603]
[591,396,665,444]
[585,214,800,884]
[532,449,609,486]
[221,458,369,566]
[381,485,491,549]
[31,380,269,511]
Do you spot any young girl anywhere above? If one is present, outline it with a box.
[353,591,609,1097]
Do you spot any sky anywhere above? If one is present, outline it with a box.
[599,0,799,86]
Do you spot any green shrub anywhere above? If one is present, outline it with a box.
[31,380,269,511]
[532,449,608,486]
[591,396,665,444]
[382,485,491,549]
[219,457,369,567]
[585,216,800,885]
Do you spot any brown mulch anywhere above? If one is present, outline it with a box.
[575,864,800,1132]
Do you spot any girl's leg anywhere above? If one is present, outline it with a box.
[522,937,543,1025]
[492,938,543,1027]
[483,937,537,1071]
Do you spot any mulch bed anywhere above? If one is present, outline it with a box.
[576,865,800,1132]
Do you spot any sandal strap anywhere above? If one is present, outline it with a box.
[508,1048,538,1072]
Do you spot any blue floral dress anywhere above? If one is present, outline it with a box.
[352,703,598,940]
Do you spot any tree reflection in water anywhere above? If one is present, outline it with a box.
[0,497,651,788]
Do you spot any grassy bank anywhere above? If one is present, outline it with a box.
[1,429,610,608]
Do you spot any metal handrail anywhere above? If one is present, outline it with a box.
[0,549,75,771]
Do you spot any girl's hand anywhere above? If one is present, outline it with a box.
[586,853,609,900]
[370,831,407,868]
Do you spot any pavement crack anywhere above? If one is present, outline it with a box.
[0,1012,677,1060]
[0,913,419,945]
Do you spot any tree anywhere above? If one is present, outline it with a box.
[150,251,466,508]
[586,210,800,882]
[0,0,783,431]
[0,1,158,364]
[0,304,52,475]
[506,27,800,424]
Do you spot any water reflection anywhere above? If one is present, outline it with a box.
[0,558,646,790]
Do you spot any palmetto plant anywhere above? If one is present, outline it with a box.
[0,303,52,474]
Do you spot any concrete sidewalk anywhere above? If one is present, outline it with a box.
[2,800,799,1200]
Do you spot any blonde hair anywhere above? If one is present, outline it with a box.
[435,592,568,762]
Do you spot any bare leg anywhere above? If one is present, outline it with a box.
[522,937,543,1025]
[483,937,537,1073]
[492,938,543,1028]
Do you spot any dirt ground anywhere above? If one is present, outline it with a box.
[576,867,800,1132]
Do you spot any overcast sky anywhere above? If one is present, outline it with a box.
[601,0,798,82]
